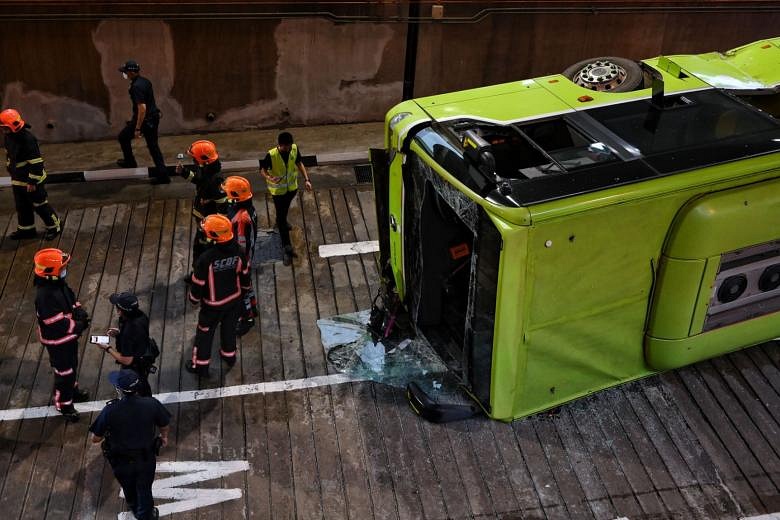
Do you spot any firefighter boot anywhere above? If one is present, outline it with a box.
[58,404,79,422]
[43,226,62,241]
[183,360,209,378]
[220,352,237,367]
[10,228,37,240]
[73,388,90,403]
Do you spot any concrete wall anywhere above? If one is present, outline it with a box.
[1,7,778,143]
[0,18,405,142]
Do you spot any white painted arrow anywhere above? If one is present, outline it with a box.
[318,240,379,258]
[117,460,250,519]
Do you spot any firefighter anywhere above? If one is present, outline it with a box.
[1,109,61,240]
[185,214,251,377]
[90,369,170,520]
[222,176,258,336]
[259,132,312,265]
[176,140,227,277]
[34,248,90,421]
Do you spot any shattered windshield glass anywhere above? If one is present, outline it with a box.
[317,310,449,388]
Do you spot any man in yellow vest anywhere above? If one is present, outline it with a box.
[259,132,312,266]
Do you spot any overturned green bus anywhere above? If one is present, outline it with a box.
[370,38,780,422]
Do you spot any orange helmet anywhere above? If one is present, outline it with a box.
[34,248,71,278]
[0,109,25,132]
[201,214,234,243]
[222,176,252,202]
[187,140,219,165]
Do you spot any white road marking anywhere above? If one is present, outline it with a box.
[0,373,364,422]
[741,514,780,519]
[117,461,250,519]
[319,240,380,258]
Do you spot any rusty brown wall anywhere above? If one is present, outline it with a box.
[0,9,777,143]
[0,18,406,142]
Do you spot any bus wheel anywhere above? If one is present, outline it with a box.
[562,56,643,93]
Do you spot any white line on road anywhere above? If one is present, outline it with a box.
[319,240,380,258]
[0,373,364,422]
[118,461,251,519]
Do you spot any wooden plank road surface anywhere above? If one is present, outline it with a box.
[0,187,778,519]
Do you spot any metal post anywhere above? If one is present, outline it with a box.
[402,0,420,100]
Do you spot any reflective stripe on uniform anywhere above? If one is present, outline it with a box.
[11,180,28,187]
[42,312,68,325]
[29,170,47,183]
[192,347,210,365]
[38,330,78,345]
[16,224,36,230]
[204,263,241,306]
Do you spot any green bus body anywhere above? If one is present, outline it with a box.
[373,38,780,421]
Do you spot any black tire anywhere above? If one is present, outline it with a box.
[563,56,643,93]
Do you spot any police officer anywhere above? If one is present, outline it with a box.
[185,214,251,377]
[259,132,312,265]
[116,59,170,185]
[34,248,91,421]
[94,292,155,397]
[90,370,169,520]
[1,108,61,240]
[176,140,227,276]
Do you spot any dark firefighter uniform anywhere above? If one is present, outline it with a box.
[5,124,60,239]
[90,370,170,520]
[227,199,258,335]
[187,239,251,374]
[35,276,89,416]
[180,161,227,266]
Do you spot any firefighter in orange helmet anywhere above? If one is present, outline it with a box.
[33,248,91,421]
[185,215,251,377]
[1,109,61,240]
[222,176,258,336]
[176,140,227,278]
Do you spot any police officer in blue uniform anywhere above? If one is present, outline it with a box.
[117,60,170,184]
[90,370,170,520]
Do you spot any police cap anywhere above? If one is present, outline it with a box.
[110,291,139,312]
[109,370,140,392]
[118,60,140,73]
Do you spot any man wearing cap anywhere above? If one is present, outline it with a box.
[90,370,171,520]
[95,292,155,396]
[117,59,170,185]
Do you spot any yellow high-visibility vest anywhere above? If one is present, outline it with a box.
[267,144,299,195]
